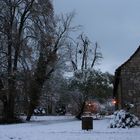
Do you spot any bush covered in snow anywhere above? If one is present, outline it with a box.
[55,105,66,115]
[34,107,46,115]
[110,110,140,128]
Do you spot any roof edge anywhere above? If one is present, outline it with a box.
[116,46,140,72]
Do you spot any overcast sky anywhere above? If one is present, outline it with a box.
[54,0,140,74]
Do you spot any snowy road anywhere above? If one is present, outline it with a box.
[0,116,139,140]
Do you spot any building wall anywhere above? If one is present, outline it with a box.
[119,49,140,117]
[116,81,122,110]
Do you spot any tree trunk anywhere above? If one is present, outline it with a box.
[26,102,36,121]
[3,28,17,123]
[26,53,47,121]
[3,80,16,123]
[26,78,42,121]
[26,50,56,121]
[76,101,86,120]
[3,102,9,122]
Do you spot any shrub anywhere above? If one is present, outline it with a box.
[110,110,140,128]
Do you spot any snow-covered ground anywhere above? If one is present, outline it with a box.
[0,116,140,140]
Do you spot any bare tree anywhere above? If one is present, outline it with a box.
[68,33,102,119]
[26,11,78,121]
[69,33,102,71]
[0,0,37,123]
[0,0,80,123]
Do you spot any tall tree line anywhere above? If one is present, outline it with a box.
[0,0,114,123]
[0,0,77,123]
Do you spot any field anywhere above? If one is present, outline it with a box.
[0,116,139,140]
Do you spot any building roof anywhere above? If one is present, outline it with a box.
[113,46,140,97]
[116,46,140,72]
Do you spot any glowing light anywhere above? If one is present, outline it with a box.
[88,103,91,106]
[112,99,117,104]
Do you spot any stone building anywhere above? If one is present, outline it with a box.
[114,46,140,118]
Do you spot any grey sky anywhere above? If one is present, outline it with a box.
[54,0,140,74]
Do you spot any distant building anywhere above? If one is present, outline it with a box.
[114,46,140,118]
